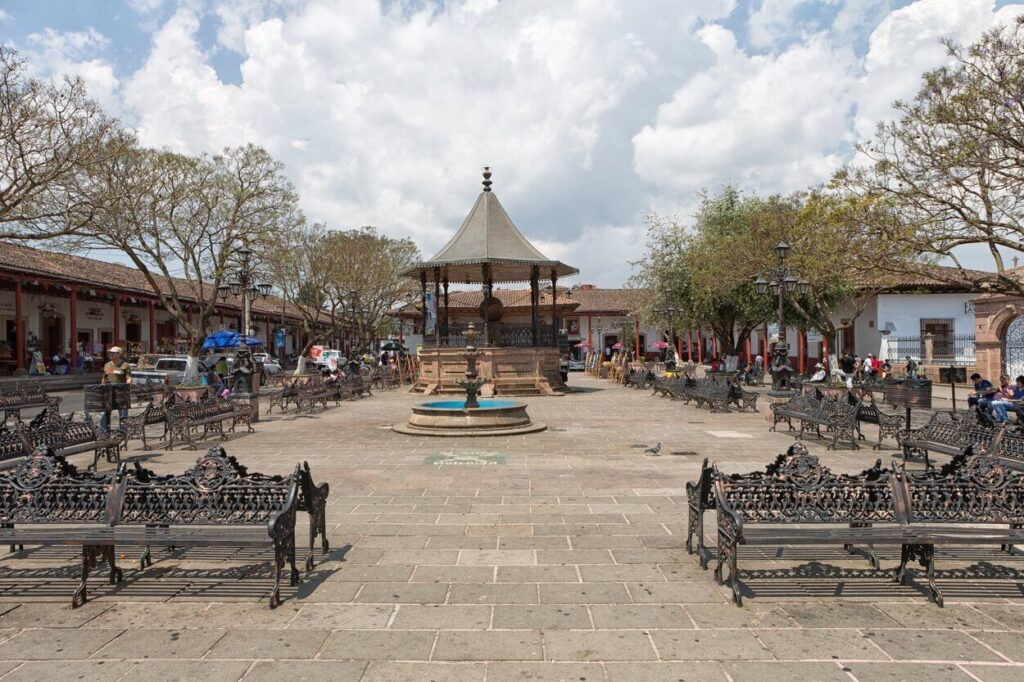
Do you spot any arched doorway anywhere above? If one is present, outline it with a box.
[1003,316,1024,379]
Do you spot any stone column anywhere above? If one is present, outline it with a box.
[69,285,78,370]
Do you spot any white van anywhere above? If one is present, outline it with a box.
[313,349,344,371]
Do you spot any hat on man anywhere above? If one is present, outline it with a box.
[109,346,122,354]
[814,362,824,368]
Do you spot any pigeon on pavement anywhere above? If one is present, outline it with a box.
[644,442,662,456]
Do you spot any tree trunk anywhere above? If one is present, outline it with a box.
[182,335,205,385]
[294,356,308,375]
[183,355,202,385]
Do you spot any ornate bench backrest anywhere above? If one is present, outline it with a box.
[897,449,1024,525]
[0,447,121,525]
[714,444,895,524]
[118,445,298,526]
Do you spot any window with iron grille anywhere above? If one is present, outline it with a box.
[920,319,954,359]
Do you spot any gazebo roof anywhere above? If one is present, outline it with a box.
[404,168,578,284]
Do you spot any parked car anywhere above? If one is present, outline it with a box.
[131,356,208,385]
[253,353,282,374]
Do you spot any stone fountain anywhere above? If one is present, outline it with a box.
[393,323,546,437]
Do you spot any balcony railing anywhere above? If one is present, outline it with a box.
[423,323,558,348]
[881,333,976,365]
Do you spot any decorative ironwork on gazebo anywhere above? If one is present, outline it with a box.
[403,168,578,348]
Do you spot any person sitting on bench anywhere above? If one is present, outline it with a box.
[968,373,998,412]
[992,375,1024,424]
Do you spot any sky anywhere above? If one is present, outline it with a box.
[1,0,1022,287]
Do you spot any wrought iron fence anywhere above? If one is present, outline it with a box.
[424,323,557,348]
[881,333,976,365]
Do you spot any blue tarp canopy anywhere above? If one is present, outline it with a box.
[201,332,263,351]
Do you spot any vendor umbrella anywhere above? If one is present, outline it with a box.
[653,341,670,349]
[201,331,263,351]
[575,342,591,348]
[611,342,623,350]
[381,341,407,352]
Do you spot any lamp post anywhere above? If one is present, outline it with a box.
[652,305,678,364]
[217,246,272,339]
[753,240,810,395]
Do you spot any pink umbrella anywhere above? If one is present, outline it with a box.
[653,341,669,349]
[611,342,623,350]
[575,342,591,347]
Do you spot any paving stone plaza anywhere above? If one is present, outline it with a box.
[0,377,1021,681]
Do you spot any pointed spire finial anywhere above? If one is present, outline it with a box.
[482,166,492,192]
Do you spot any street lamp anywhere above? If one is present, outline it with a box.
[217,246,271,339]
[653,305,678,362]
[754,239,810,395]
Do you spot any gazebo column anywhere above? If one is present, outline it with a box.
[530,265,540,347]
[550,271,558,348]
[481,263,492,346]
[442,272,449,343]
[419,271,427,338]
[433,267,441,347]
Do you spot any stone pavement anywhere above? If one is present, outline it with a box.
[1,374,1023,681]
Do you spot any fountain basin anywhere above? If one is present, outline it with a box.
[393,398,546,437]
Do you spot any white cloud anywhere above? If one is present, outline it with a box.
[748,0,837,48]
[23,28,121,112]
[121,0,734,286]
[633,25,858,196]
[633,0,1024,209]
[853,0,1020,140]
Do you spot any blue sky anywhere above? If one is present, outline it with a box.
[1,0,1021,285]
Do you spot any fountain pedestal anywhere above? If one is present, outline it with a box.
[393,323,546,437]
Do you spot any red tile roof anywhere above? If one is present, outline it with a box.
[0,242,307,321]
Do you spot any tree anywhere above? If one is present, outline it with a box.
[0,45,121,241]
[630,188,775,357]
[836,17,1024,295]
[266,222,345,374]
[87,142,302,382]
[324,227,420,356]
[734,190,904,364]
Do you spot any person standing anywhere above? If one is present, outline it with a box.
[100,346,132,433]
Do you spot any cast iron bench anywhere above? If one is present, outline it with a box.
[770,393,860,450]
[892,449,1024,607]
[898,412,1000,468]
[728,383,759,412]
[0,384,62,425]
[0,448,127,604]
[122,399,174,450]
[685,457,716,568]
[695,381,732,412]
[295,378,336,413]
[267,379,301,413]
[116,446,301,608]
[626,368,655,389]
[166,397,254,450]
[855,400,904,449]
[651,376,685,398]
[712,445,897,606]
[19,413,125,471]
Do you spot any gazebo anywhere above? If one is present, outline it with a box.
[404,168,578,395]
